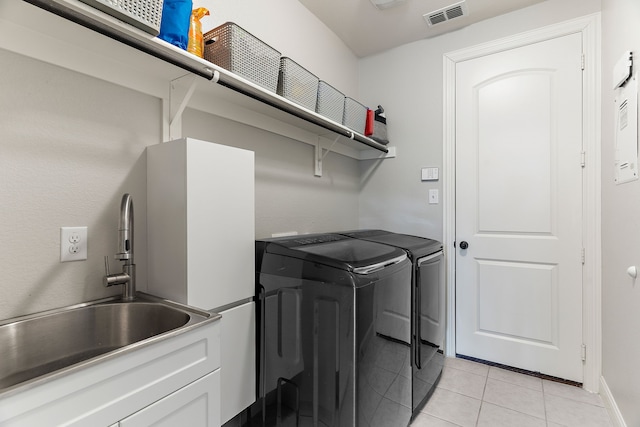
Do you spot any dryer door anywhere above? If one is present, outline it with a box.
[413,250,445,413]
[417,251,445,347]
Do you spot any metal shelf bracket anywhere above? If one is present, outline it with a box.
[167,74,199,141]
[314,135,341,177]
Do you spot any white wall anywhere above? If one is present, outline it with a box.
[357,0,601,241]
[182,109,361,238]
[0,50,154,319]
[600,0,640,425]
[185,0,364,239]
[0,0,360,321]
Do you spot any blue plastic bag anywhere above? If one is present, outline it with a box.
[158,0,193,50]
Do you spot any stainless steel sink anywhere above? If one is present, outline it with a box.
[0,293,218,395]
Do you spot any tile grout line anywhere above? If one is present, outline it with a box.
[440,360,489,426]
[426,411,466,427]
[487,369,545,392]
[443,364,489,378]
[428,368,484,426]
[542,378,549,425]
[467,363,549,424]
[475,370,490,427]
[483,374,547,425]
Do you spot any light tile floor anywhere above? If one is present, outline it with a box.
[412,357,613,427]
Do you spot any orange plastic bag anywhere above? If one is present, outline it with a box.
[187,7,209,58]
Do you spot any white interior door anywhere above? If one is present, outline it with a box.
[455,33,584,382]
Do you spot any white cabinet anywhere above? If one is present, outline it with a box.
[119,371,220,426]
[219,302,256,423]
[147,138,256,424]
[147,138,255,310]
[0,319,220,426]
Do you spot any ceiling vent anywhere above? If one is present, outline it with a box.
[423,1,468,26]
[370,0,407,10]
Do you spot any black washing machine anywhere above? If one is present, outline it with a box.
[254,233,413,427]
[338,230,445,417]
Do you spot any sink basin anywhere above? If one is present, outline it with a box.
[0,294,217,394]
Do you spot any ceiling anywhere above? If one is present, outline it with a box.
[297,0,546,57]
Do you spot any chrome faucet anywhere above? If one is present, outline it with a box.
[104,193,136,301]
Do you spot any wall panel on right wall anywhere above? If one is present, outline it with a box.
[601,0,640,426]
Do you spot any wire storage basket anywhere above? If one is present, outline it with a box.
[78,0,163,35]
[343,97,368,134]
[204,22,281,93]
[316,81,345,124]
[277,57,319,111]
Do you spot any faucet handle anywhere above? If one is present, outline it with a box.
[103,255,129,288]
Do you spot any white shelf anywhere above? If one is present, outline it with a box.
[0,0,394,161]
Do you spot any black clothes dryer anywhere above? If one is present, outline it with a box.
[254,233,413,427]
[339,230,445,417]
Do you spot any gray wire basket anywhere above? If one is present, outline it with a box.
[277,57,319,111]
[79,0,163,35]
[316,81,345,124]
[204,22,281,93]
[343,97,368,134]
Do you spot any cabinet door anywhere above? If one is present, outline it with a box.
[220,301,256,424]
[120,371,220,427]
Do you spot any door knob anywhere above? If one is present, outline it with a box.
[459,241,469,250]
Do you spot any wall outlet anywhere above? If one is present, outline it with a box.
[61,226,88,262]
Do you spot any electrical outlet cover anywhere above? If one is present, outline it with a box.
[61,226,88,262]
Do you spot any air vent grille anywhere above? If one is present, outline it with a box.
[429,12,447,25]
[424,1,468,26]
[446,5,464,19]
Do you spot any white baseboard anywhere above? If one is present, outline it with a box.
[600,376,627,427]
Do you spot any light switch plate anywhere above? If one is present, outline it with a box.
[428,189,439,204]
[421,167,439,181]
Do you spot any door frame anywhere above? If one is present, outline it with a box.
[442,14,602,392]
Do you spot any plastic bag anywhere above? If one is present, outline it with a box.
[158,0,193,50]
[371,105,389,145]
[187,7,210,58]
